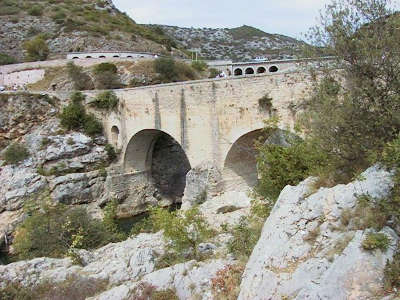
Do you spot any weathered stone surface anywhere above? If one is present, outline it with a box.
[0,165,47,211]
[92,259,230,300]
[0,232,165,288]
[182,162,223,210]
[50,170,105,204]
[199,191,251,229]
[239,165,397,300]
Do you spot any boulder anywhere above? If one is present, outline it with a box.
[181,162,223,210]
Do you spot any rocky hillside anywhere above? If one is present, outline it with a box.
[0,0,178,61]
[149,24,305,61]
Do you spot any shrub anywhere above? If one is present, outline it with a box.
[93,63,121,89]
[384,249,400,290]
[258,94,273,110]
[227,216,263,260]
[59,92,87,131]
[256,134,328,200]
[28,5,43,16]
[3,143,29,165]
[151,206,214,261]
[208,68,220,78]
[59,92,103,137]
[0,53,17,65]
[154,58,178,82]
[362,232,390,251]
[23,35,49,61]
[191,60,207,72]
[105,144,117,161]
[67,62,94,90]
[83,113,103,136]
[211,264,245,300]
[0,276,108,300]
[91,91,119,110]
[12,196,119,261]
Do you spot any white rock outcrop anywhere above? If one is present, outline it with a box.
[0,232,165,288]
[239,165,398,300]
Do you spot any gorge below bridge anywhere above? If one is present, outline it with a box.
[78,71,314,215]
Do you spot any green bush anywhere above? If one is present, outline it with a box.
[0,276,108,300]
[256,133,328,200]
[3,143,29,165]
[384,249,400,290]
[151,206,214,261]
[67,62,94,90]
[208,68,220,78]
[154,58,178,82]
[362,232,390,251]
[91,91,119,110]
[227,216,263,260]
[59,92,103,136]
[59,92,87,131]
[154,58,197,83]
[105,144,117,161]
[0,53,17,65]
[23,35,49,61]
[28,5,43,16]
[83,113,103,136]
[93,63,121,89]
[12,196,120,261]
[191,60,207,72]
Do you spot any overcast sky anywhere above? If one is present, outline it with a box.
[113,0,332,39]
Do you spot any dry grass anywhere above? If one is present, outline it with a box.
[211,263,245,300]
[28,66,67,91]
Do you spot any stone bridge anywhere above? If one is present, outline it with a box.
[81,71,313,215]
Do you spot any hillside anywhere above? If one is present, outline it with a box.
[0,0,179,62]
[148,24,306,61]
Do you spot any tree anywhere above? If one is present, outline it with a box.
[302,0,400,179]
[23,35,49,61]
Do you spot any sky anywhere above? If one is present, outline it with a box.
[113,0,332,40]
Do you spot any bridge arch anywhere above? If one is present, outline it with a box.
[234,68,243,76]
[124,129,191,198]
[257,66,266,74]
[222,129,265,191]
[245,67,255,75]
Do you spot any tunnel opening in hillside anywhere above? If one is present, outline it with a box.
[222,129,265,192]
[124,130,191,200]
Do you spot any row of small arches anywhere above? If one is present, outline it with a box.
[72,55,146,59]
[234,66,278,76]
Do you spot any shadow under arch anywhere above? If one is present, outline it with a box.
[222,129,265,192]
[222,128,298,192]
[124,129,191,198]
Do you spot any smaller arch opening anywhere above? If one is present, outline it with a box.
[234,68,243,76]
[269,66,278,73]
[99,55,106,58]
[127,55,133,58]
[86,56,92,58]
[257,67,266,74]
[113,55,120,58]
[245,67,255,75]
[111,126,120,147]
[72,57,79,59]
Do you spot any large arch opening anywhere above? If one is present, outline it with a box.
[222,129,265,191]
[257,66,266,74]
[124,130,191,199]
[234,68,243,76]
[245,67,255,75]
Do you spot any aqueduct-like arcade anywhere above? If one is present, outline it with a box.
[82,71,313,214]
